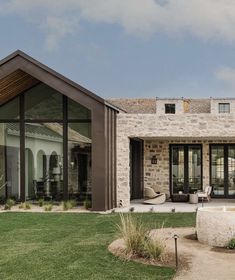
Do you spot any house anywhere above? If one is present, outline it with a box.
[109,97,235,207]
[0,50,117,211]
[0,51,235,211]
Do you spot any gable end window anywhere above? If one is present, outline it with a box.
[165,104,175,114]
[219,103,230,113]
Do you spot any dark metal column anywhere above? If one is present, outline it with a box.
[63,96,68,200]
[20,94,25,201]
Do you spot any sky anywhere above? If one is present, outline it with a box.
[1,0,235,98]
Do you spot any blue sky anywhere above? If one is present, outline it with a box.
[1,0,235,98]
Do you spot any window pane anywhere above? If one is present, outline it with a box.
[68,122,91,139]
[25,123,63,200]
[172,146,184,193]
[165,104,175,114]
[24,83,63,120]
[0,97,20,120]
[68,97,91,120]
[228,146,235,195]
[68,122,92,201]
[211,146,224,195]
[188,146,202,193]
[219,103,230,113]
[0,123,20,200]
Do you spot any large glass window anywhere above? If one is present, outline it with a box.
[25,123,63,200]
[68,122,92,200]
[0,97,20,120]
[68,98,91,120]
[0,123,20,200]
[0,83,92,202]
[24,84,63,120]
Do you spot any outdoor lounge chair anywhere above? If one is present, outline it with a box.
[144,186,159,198]
[144,193,166,205]
[197,186,212,202]
[144,187,166,204]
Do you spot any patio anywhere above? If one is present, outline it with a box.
[115,198,235,213]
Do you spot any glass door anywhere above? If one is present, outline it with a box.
[210,145,235,197]
[171,145,202,194]
[211,146,224,196]
[188,146,202,193]
[228,146,235,196]
[171,146,184,193]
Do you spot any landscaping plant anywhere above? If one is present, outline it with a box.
[83,198,92,210]
[117,214,147,255]
[19,202,31,210]
[44,204,53,211]
[117,213,166,260]
[63,200,77,211]
[38,199,45,207]
[4,198,15,210]
[228,238,235,249]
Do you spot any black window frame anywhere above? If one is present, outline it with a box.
[165,103,176,114]
[210,144,235,198]
[169,144,203,195]
[218,103,230,114]
[0,84,91,201]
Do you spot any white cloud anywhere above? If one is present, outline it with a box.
[1,0,235,50]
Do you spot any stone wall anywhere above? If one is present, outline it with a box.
[156,99,184,115]
[116,112,235,207]
[211,99,235,114]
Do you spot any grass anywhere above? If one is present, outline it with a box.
[0,212,196,280]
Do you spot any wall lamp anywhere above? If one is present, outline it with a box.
[151,155,158,164]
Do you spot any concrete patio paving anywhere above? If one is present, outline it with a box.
[115,199,235,213]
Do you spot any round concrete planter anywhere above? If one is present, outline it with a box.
[196,207,235,247]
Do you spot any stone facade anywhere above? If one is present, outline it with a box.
[116,112,235,207]
[211,99,235,114]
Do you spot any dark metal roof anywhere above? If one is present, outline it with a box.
[0,50,119,112]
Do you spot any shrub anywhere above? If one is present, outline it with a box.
[63,200,76,211]
[83,198,92,210]
[70,199,77,208]
[117,214,146,255]
[38,199,44,207]
[0,196,6,205]
[117,214,166,260]
[228,238,235,249]
[142,235,165,260]
[19,202,31,210]
[4,199,15,210]
[44,204,53,212]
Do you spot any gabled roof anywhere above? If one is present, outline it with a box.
[107,98,156,113]
[0,50,119,111]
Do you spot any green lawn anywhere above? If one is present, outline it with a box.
[0,212,196,280]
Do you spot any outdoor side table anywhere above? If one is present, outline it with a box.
[189,193,198,204]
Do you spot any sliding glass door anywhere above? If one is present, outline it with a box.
[171,145,202,194]
[211,145,235,197]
